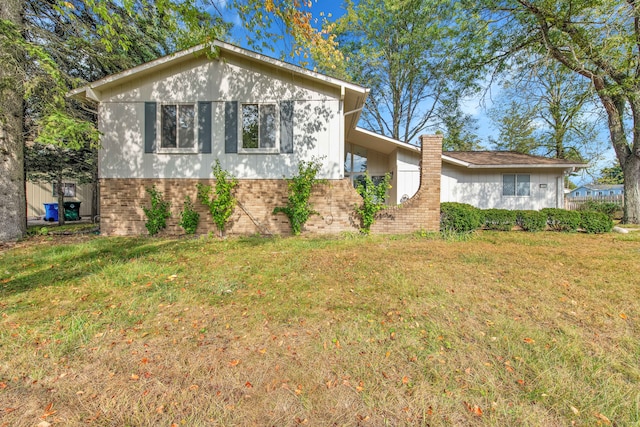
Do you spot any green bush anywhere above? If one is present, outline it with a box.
[273,158,326,235]
[541,208,581,232]
[516,210,547,232]
[482,209,517,231]
[178,195,200,235]
[440,202,482,233]
[577,200,620,219]
[580,211,614,234]
[197,160,238,237]
[355,173,391,234]
[143,185,171,236]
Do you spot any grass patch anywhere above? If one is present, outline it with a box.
[1,231,639,425]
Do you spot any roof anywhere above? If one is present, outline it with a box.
[573,184,623,191]
[67,40,369,132]
[442,151,587,169]
[347,127,420,155]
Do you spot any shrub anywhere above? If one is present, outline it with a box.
[143,185,171,236]
[273,158,326,235]
[516,210,547,232]
[440,202,482,233]
[483,209,517,231]
[178,195,200,235]
[580,211,614,234]
[577,200,620,219]
[541,208,581,232]
[197,160,238,237]
[355,173,391,234]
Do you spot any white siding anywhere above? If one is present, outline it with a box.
[440,164,565,210]
[98,54,343,180]
[395,149,420,204]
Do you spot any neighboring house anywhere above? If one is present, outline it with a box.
[69,40,584,236]
[440,152,585,210]
[26,181,95,220]
[568,184,624,198]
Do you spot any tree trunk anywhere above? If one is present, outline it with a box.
[623,155,640,223]
[56,175,65,226]
[91,150,99,222]
[0,0,26,241]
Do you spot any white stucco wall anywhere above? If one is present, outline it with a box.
[97,54,344,179]
[441,163,565,210]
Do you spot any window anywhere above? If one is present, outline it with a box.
[610,191,614,195]
[52,183,76,197]
[345,144,367,174]
[160,104,196,151]
[575,191,580,196]
[503,174,530,197]
[241,103,278,151]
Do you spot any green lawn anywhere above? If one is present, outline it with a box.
[1,231,639,426]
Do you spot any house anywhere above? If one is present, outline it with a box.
[568,184,624,198]
[440,152,585,210]
[69,40,442,235]
[69,40,583,236]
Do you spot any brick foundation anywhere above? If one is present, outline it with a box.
[99,134,442,236]
[99,178,363,236]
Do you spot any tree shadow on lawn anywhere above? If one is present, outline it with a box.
[0,237,186,298]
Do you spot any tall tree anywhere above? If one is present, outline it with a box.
[488,100,539,153]
[466,0,640,223]
[596,163,624,185]
[0,1,26,241]
[331,0,477,143]
[488,62,603,164]
[436,94,482,151]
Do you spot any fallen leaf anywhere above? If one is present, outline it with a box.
[228,359,240,367]
[619,312,627,320]
[570,406,580,415]
[402,376,409,384]
[0,382,6,389]
[464,402,483,417]
[130,374,139,381]
[523,337,535,344]
[516,379,525,385]
[594,412,611,424]
[245,381,253,388]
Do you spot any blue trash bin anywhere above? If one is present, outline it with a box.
[43,203,59,222]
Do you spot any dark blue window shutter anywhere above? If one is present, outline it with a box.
[280,101,294,153]
[144,102,157,153]
[225,101,238,153]
[198,101,212,153]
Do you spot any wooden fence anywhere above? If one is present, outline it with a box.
[565,194,624,210]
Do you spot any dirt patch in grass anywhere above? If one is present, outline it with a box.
[1,231,639,425]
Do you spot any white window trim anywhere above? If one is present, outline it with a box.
[502,173,531,197]
[157,103,199,154]
[238,102,280,154]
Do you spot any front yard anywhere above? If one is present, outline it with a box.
[1,231,639,426]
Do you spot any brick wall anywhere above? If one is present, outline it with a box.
[99,134,443,236]
[370,134,442,234]
[99,178,363,236]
